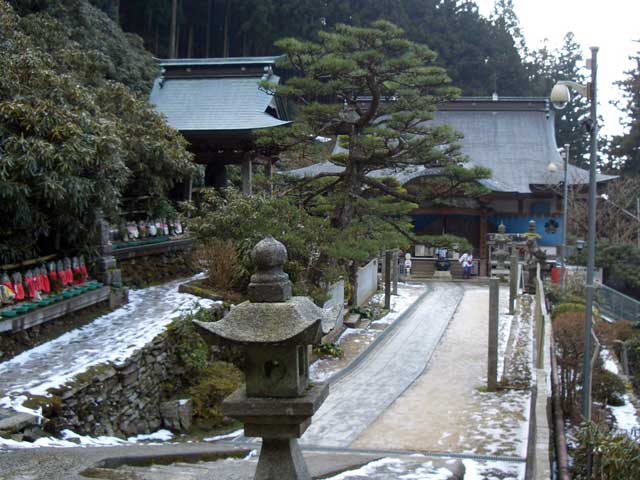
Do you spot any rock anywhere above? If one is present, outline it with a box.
[21,426,48,442]
[160,398,193,432]
[0,412,39,434]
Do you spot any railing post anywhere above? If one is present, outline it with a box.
[488,278,499,391]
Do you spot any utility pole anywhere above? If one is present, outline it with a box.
[561,143,570,289]
[582,46,599,422]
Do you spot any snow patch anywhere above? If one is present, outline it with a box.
[203,429,244,442]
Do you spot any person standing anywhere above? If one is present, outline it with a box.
[459,251,473,279]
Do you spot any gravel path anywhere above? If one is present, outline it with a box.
[0,276,215,411]
[301,282,465,447]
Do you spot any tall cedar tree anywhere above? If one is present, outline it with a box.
[610,46,640,174]
[259,21,489,253]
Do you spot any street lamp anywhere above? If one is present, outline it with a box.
[550,46,598,422]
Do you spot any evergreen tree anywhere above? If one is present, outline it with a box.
[0,0,194,263]
[260,21,488,262]
[610,46,640,174]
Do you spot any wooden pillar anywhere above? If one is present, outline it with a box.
[384,251,391,310]
[242,156,253,196]
[479,211,488,277]
[392,250,399,295]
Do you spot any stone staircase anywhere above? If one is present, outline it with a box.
[409,258,468,280]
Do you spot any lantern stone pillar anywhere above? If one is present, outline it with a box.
[194,236,328,480]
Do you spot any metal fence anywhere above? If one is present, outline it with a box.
[596,283,640,323]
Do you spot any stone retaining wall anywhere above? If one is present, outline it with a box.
[46,334,178,438]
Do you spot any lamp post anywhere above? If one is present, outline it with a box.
[550,46,598,421]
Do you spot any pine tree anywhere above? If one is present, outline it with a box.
[260,21,488,261]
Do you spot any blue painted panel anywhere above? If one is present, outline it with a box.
[489,215,563,246]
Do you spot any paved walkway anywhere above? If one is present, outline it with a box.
[0,277,215,410]
[301,282,465,447]
[352,286,531,460]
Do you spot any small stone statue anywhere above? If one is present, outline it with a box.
[524,220,546,293]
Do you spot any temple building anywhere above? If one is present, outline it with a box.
[150,56,290,195]
[289,97,614,275]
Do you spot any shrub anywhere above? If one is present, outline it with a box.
[573,422,640,479]
[189,361,243,425]
[552,302,586,320]
[313,343,344,359]
[166,307,214,379]
[194,239,247,293]
[592,367,626,407]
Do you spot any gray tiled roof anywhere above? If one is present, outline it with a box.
[285,100,614,193]
[149,75,290,132]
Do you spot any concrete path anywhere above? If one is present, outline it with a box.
[301,282,465,447]
[0,277,215,409]
[353,285,531,460]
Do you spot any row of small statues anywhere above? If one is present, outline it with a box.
[109,219,184,243]
[0,257,89,305]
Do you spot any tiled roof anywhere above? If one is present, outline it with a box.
[149,72,290,132]
[285,98,614,193]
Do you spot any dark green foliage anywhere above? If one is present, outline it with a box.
[609,48,640,174]
[12,0,158,93]
[591,367,626,407]
[552,303,586,320]
[260,21,489,261]
[573,422,640,479]
[349,305,375,320]
[188,361,243,425]
[166,307,216,376]
[313,343,344,359]
[0,0,194,263]
[187,188,344,300]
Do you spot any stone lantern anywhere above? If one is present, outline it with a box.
[194,236,329,480]
[492,223,510,279]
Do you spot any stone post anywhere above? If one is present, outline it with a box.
[392,250,399,295]
[242,156,253,196]
[94,210,121,286]
[488,278,499,391]
[384,251,391,310]
[509,253,518,315]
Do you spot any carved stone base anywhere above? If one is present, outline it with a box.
[255,438,310,480]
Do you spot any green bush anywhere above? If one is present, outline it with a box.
[166,306,215,378]
[313,343,344,359]
[189,361,243,425]
[552,302,586,320]
[592,367,626,407]
[573,422,640,479]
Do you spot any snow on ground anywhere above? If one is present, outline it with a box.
[309,282,427,383]
[462,459,525,480]
[0,429,175,450]
[601,349,640,435]
[371,282,427,325]
[203,428,244,442]
[322,457,453,480]
[0,275,217,416]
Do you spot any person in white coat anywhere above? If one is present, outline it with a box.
[458,251,473,279]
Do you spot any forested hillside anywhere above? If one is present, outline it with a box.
[92,0,530,97]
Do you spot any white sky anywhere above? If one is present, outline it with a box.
[474,0,639,137]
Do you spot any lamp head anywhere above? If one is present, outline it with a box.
[547,162,558,173]
[550,83,571,110]
[576,239,585,251]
